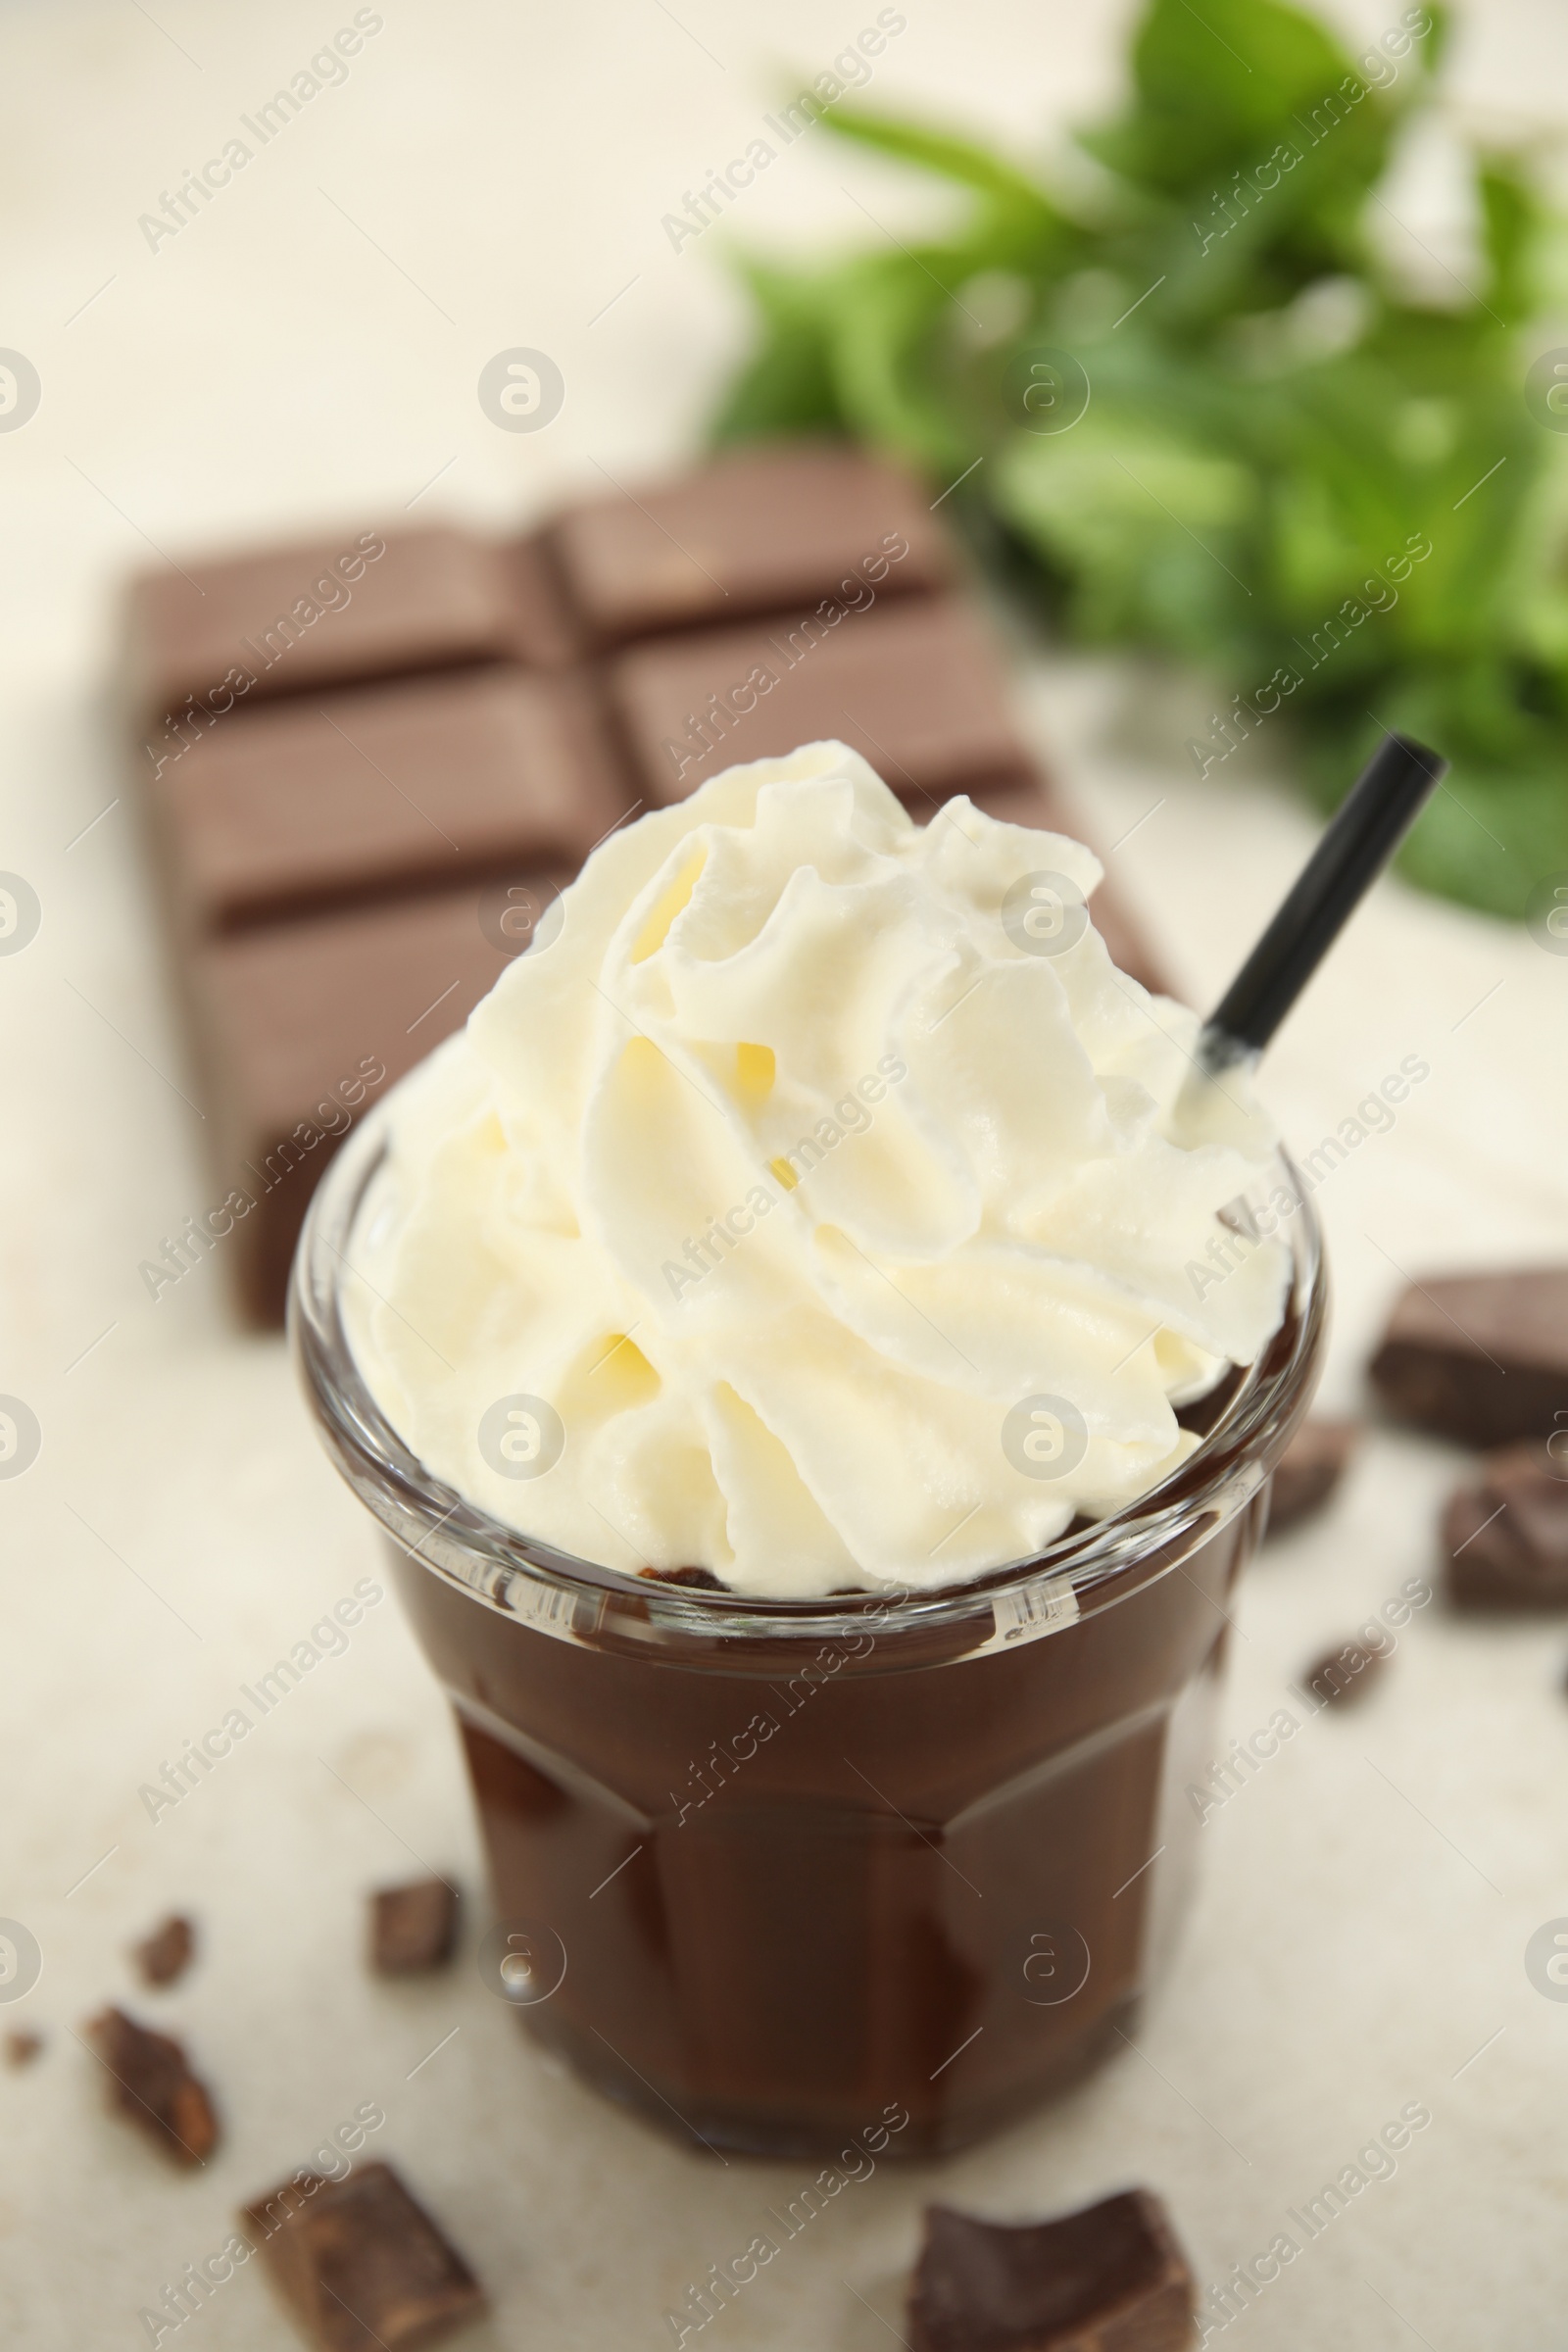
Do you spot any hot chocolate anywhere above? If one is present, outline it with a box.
[293,744,1320,2153]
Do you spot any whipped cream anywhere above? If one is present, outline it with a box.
[347,743,1290,1597]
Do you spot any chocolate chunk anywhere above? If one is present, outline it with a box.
[966,776,1172,1000]
[242,2159,486,2351]
[5,2030,43,2068]
[1266,1419,1359,1538]
[149,669,627,933]
[86,2006,220,2166]
[188,882,562,1323]
[370,1880,460,1976]
[1444,1442,1568,1606]
[608,595,1036,810]
[1369,1268,1568,1446]
[124,523,572,736]
[639,1565,726,1590]
[1300,1639,1389,1708]
[908,2191,1196,2352]
[549,440,950,646]
[133,1913,196,1987]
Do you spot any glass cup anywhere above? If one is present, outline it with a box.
[293,1102,1325,2160]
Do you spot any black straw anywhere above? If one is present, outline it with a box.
[1199,732,1446,1073]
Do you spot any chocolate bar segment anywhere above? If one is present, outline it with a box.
[1369,1268,1568,1446]
[908,2191,1196,2352]
[549,440,950,646]
[126,521,584,743]
[86,2006,220,2166]
[183,883,564,1323]
[242,2160,486,2351]
[1444,1442,1568,1606]
[1266,1419,1358,1538]
[609,596,1036,810]
[151,669,626,933]
[370,1880,460,1976]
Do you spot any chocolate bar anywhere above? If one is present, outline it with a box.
[86,2006,220,2166]
[1266,1419,1358,1538]
[124,442,1169,1328]
[907,2191,1196,2352]
[1444,1442,1568,1606]
[242,2160,486,2351]
[369,1880,460,1976]
[133,1913,196,1987]
[1369,1267,1568,1446]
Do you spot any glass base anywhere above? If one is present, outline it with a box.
[516,1993,1143,2162]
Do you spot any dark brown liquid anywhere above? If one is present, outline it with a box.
[392,1481,1269,2160]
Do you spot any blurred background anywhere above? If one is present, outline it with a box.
[3,1,1567,2344]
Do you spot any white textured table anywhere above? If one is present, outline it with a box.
[3,2,1567,2344]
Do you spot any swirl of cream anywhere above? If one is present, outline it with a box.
[347,742,1290,1596]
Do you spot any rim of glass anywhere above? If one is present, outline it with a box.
[290,1095,1326,1646]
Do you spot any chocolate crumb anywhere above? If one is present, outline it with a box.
[638,1565,726,1590]
[241,2158,487,2350]
[1301,1639,1389,1708]
[5,2030,43,2068]
[370,1880,460,1976]
[908,2189,1196,2352]
[1266,1419,1358,1537]
[86,2006,220,2166]
[133,1912,196,1987]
